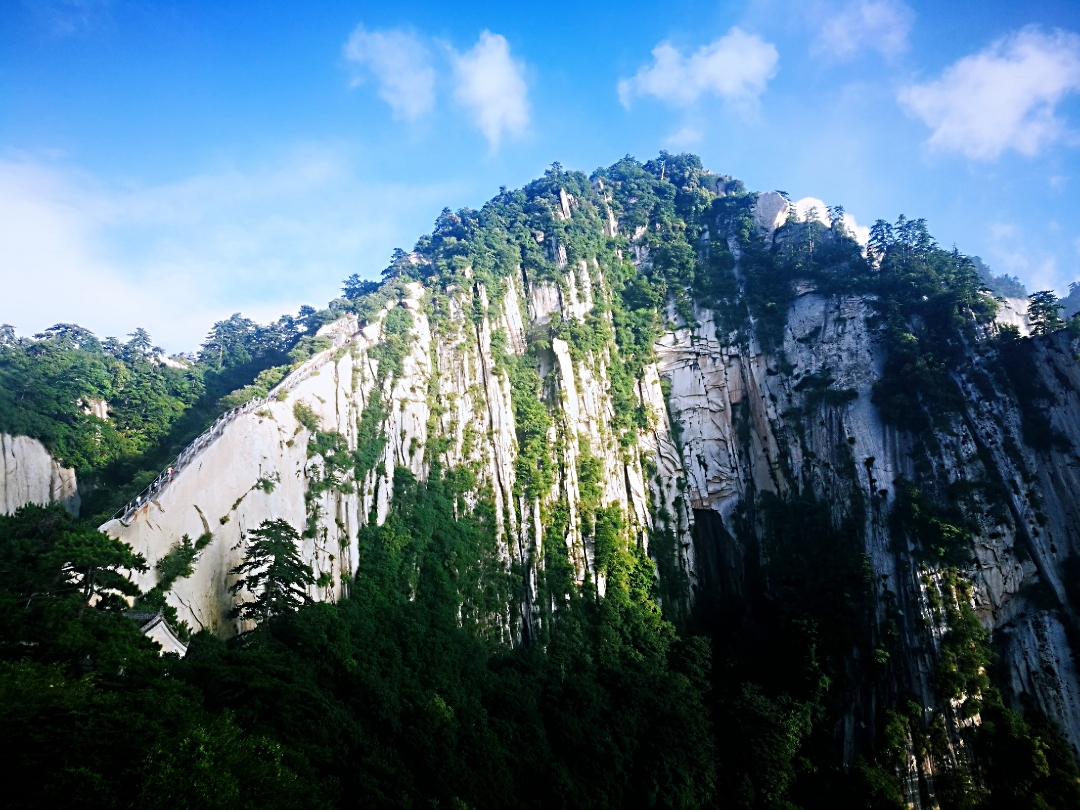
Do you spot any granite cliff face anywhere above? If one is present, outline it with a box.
[659,283,1080,793]
[95,168,1080,804]
[1,433,79,515]
[102,271,690,640]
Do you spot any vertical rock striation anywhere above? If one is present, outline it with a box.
[96,164,1080,800]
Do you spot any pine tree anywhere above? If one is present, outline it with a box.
[228,519,315,625]
[342,272,379,300]
[1028,290,1064,336]
[51,526,147,616]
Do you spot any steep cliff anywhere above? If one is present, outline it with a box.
[103,271,689,638]
[96,156,1080,806]
[1,433,79,515]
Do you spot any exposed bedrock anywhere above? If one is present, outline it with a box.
[96,193,1080,800]
[1,433,79,516]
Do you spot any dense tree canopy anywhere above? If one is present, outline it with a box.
[1029,290,1065,336]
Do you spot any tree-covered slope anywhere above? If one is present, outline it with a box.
[4,152,1080,809]
[0,306,351,521]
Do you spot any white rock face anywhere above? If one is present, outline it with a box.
[91,206,1080,778]
[102,300,410,634]
[653,281,1080,781]
[558,188,573,220]
[158,356,193,370]
[995,296,1031,336]
[0,433,80,515]
[656,292,899,590]
[81,398,109,420]
[1003,610,1080,749]
[527,281,560,324]
[102,273,690,640]
[752,191,789,237]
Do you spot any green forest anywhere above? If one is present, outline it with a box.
[0,305,350,523]
[3,153,1080,808]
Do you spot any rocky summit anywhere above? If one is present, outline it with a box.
[4,154,1080,809]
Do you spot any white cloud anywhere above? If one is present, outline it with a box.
[794,196,830,224]
[898,26,1080,160]
[813,0,913,61]
[793,196,870,245]
[844,214,870,246]
[451,31,530,149]
[0,150,453,352]
[618,27,779,110]
[343,26,436,121]
[341,26,530,147]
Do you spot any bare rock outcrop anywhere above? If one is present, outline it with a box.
[1,433,79,515]
[995,296,1031,336]
[102,274,690,639]
[752,191,790,237]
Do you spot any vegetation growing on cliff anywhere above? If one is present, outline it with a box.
[972,256,1027,299]
[865,219,996,433]
[704,493,891,807]
[133,530,212,641]
[3,151,1080,809]
[0,490,719,808]
[0,305,345,522]
[0,325,202,471]
[228,518,316,623]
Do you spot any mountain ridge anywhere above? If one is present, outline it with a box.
[4,152,1080,808]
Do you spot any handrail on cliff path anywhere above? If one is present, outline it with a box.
[108,340,352,526]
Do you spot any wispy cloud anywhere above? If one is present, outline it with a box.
[898,26,1080,160]
[0,150,454,351]
[618,28,779,111]
[664,126,705,147]
[343,26,436,121]
[813,0,913,61]
[342,26,529,149]
[451,31,530,149]
[21,0,111,37]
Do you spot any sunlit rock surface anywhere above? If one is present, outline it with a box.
[995,296,1031,336]
[1,433,79,516]
[98,187,1080,800]
[752,190,790,237]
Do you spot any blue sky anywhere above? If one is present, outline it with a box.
[3,0,1080,351]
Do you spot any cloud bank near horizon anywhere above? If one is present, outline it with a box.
[0,150,453,352]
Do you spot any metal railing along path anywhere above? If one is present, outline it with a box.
[109,341,352,526]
